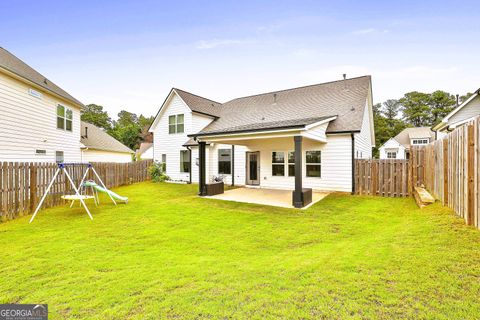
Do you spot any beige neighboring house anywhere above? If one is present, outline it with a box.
[136,142,153,160]
[80,121,134,163]
[379,127,435,159]
[432,88,480,139]
[0,47,83,162]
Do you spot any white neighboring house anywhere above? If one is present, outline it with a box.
[379,127,435,159]
[0,47,83,162]
[80,122,134,163]
[432,88,480,138]
[136,142,153,160]
[149,76,375,204]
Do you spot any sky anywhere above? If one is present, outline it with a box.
[1,0,479,118]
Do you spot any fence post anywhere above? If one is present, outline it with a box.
[467,124,475,225]
[29,164,37,213]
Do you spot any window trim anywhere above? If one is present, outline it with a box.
[168,114,185,134]
[180,150,190,173]
[56,104,73,132]
[271,151,286,177]
[218,148,232,175]
[306,150,321,178]
[55,151,64,163]
[387,151,397,159]
[288,151,295,177]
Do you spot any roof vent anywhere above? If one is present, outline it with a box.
[273,93,277,104]
[456,94,459,106]
[350,106,355,111]
[43,78,48,85]
[82,126,88,139]
[343,74,347,90]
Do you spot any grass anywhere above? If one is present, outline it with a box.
[1,182,480,319]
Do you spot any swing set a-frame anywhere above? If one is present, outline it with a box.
[29,162,117,223]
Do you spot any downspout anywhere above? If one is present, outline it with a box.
[186,146,192,184]
[231,145,235,186]
[351,133,355,195]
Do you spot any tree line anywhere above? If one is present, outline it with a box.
[81,104,154,151]
[373,90,472,156]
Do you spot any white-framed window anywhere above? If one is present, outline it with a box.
[168,114,184,134]
[272,152,285,176]
[161,154,167,172]
[306,150,321,177]
[387,151,397,159]
[57,105,72,131]
[412,139,429,145]
[180,150,190,173]
[218,149,232,174]
[288,151,295,177]
[55,151,64,163]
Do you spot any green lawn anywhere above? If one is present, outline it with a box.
[1,182,480,319]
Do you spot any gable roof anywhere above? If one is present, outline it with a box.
[432,89,480,131]
[81,122,134,154]
[191,76,371,137]
[174,88,223,117]
[136,142,152,154]
[391,127,435,148]
[0,47,83,107]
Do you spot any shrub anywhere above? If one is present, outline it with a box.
[149,162,169,182]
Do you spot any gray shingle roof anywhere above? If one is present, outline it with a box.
[186,76,371,137]
[392,127,435,148]
[0,47,83,107]
[174,88,223,117]
[81,122,134,154]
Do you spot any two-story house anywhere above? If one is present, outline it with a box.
[379,127,435,159]
[149,76,375,207]
[0,47,83,162]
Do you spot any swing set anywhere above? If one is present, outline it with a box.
[29,163,122,223]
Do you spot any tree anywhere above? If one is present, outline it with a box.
[459,92,474,104]
[81,104,112,130]
[429,90,456,124]
[382,99,400,121]
[399,92,431,126]
[109,110,143,150]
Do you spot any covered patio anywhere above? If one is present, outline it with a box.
[206,187,330,209]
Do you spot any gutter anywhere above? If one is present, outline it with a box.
[351,133,355,195]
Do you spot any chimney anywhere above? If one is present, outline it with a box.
[456,94,459,106]
[273,93,277,104]
[343,74,347,89]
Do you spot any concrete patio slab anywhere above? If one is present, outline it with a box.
[205,187,330,209]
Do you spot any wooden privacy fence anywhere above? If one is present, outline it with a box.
[354,159,410,197]
[355,115,480,229]
[418,117,480,229]
[0,160,152,222]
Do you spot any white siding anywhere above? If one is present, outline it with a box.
[151,92,215,182]
[0,72,81,162]
[207,143,247,185]
[379,139,406,159]
[448,95,480,127]
[139,146,153,160]
[81,149,132,163]
[244,135,352,192]
[354,101,373,159]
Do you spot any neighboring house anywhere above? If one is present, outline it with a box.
[149,76,375,205]
[136,142,153,160]
[432,88,480,138]
[379,127,435,159]
[80,121,134,163]
[0,47,83,162]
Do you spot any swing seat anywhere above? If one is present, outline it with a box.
[61,195,95,201]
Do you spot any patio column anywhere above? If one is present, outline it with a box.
[199,141,206,196]
[293,135,303,208]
